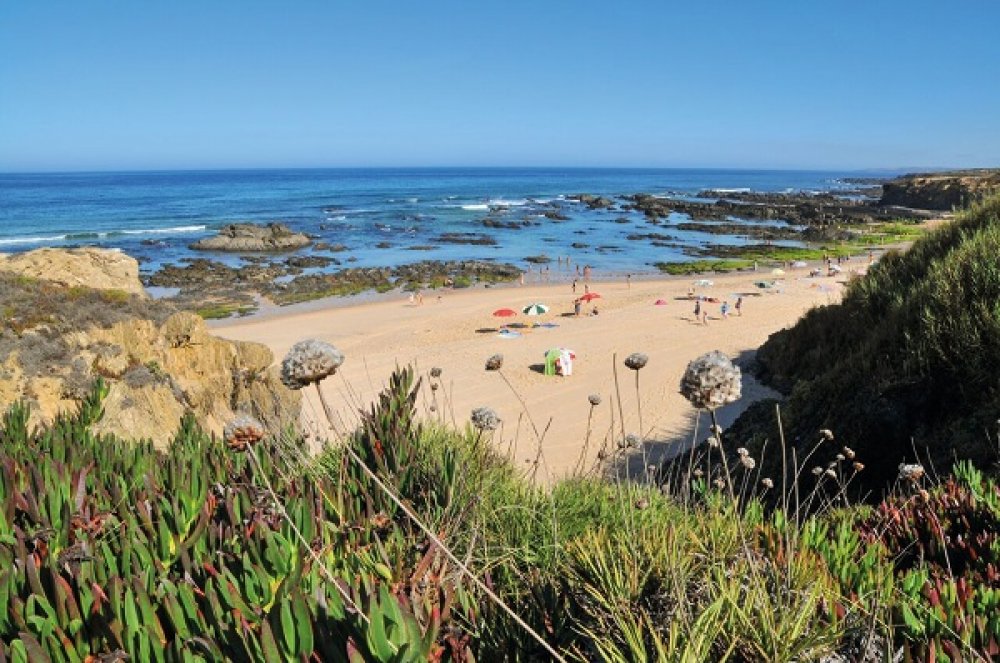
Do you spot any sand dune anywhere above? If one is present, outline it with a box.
[213,267,849,481]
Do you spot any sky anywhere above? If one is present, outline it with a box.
[1,1,998,172]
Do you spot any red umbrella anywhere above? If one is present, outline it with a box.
[654,299,668,305]
[579,292,601,302]
[492,308,517,318]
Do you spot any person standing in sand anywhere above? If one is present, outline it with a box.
[721,301,730,319]
[627,273,631,289]
[572,279,577,294]
[693,298,701,323]
[735,296,743,316]
[574,299,582,317]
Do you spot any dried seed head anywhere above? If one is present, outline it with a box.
[706,437,720,448]
[224,414,266,452]
[898,463,925,482]
[842,446,855,459]
[812,466,824,476]
[740,456,756,470]
[853,461,864,472]
[430,367,443,378]
[712,478,726,489]
[588,394,602,406]
[836,453,846,462]
[736,447,749,457]
[624,352,649,371]
[484,353,504,371]
[824,468,838,479]
[625,433,641,448]
[693,468,704,478]
[761,477,774,489]
[820,429,834,441]
[634,498,650,510]
[679,351,742,410]
[280,339,345,390]
[471,406,501,431]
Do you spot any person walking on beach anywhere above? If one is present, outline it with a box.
[721,301,730,319]
[694,298,703,324]
[626,273,632,289]
[735,296,743,317]
[572,279,577,294]
[574,299,582,317]
[417,290,424,306]
[584,283,590,294]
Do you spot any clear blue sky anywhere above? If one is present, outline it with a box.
[1,1,998,172]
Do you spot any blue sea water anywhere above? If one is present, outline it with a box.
[0,168,874,276]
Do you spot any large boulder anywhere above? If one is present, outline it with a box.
[191,223,311,252]
[0,247,147,297]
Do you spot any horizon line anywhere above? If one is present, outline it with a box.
[0,163,968,177]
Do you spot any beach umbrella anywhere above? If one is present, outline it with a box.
[579,292,602,302]
[829,264,842,273]
[771,268,786,276]
[492,308,517,318]
[792,260,808,268]
[692,279,714,287]
[654,299,668,305]
[522,303,549,316]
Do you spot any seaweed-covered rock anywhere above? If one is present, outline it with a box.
[191,223,311,252]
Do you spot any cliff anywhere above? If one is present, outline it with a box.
[879,169,1000,210]
[0,248,298,446]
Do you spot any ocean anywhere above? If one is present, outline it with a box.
[0,168,874,276]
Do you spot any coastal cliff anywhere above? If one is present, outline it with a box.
[0,248,298,446]
[880,169,1000,210]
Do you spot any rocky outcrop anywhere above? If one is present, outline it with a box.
[191,223,311,252]
[0,247,147,297]
[0,249,299,447]
[879,170,1000,211]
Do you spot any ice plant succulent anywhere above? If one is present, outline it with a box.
[280,339,345,390]
[471,406,501,431]
[484,353,504,371]
[679,351,742,410]
[624,352,648,371]
[223,414,265,452]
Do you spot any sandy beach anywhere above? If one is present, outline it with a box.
[212,262,854,481]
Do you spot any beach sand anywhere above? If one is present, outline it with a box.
[213,265,852,481]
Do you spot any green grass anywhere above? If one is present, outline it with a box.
[743,195,1000,487]
[654,259,755,275]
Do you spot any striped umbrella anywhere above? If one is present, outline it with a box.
[522,303,550,316]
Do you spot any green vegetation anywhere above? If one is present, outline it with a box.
[3,367,999,661]
[657,220,929,275]
[655,259,754,274]
[740,195,1000,487]
[194,302,257,319]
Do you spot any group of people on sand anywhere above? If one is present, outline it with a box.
[693,295,742,325]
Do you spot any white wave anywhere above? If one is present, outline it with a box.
[489,198,528,207]
[712,188,752,194]
[461,204,489,211]
[0,234,68,246]
[120,224,207,235]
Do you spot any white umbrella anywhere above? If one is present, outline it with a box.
[522,303,550,316]
[771,268,786,276]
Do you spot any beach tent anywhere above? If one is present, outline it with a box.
[692,279,714,287]
[544,348,576,376]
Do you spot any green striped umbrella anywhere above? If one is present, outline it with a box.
[522,303,550,316]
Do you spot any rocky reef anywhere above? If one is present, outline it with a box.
[190,222,312,252]
[0,249,298,446]
[879,170,1000,210]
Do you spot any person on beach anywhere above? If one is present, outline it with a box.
[693,298,701,322]
[572,279,577,294]
[583,265,591,281]
[584,283,590,294]
[627,273,632,289]
[591,306,599,316]
[520,272,525,286]
[735,296,743,316]
[417,290,424,306]
[574,299,582,317]
[408,292,415,305]
[721,301,730,319]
